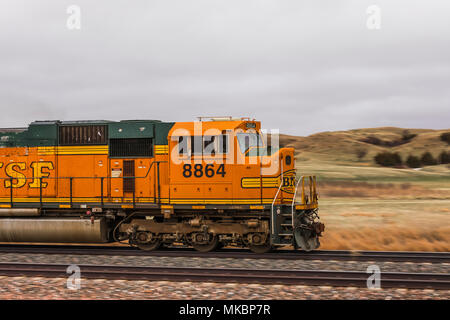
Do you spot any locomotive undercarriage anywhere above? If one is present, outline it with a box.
[0,206,323,253]
[116,207,324,253]
[119,216,271,253]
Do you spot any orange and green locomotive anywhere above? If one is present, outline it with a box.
[0,117,323,253]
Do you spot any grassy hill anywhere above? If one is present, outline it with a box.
[280,127,450,182]
[281,127,449,163]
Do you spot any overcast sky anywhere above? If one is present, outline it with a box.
[0,0,449,135]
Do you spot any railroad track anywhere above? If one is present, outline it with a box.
[0,244,449,263]
[0,262,448,289]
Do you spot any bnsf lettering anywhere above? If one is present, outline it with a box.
[4,162,27,188]
[29,162,54,188]
[283,176,295,187]
[0,161,54,188]
[182,164,226,178]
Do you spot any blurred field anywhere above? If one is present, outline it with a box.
[319,199,450,251]
[284,127,450,252]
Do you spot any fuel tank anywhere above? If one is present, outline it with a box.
[0,209,40,217]
[0,218,109,243]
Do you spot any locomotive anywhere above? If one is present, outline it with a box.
[0,117,324,253]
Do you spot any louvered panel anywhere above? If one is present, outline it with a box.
[59,125,108,145]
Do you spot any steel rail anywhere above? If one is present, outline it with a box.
[0,262,448,289]
[0,244,449,263]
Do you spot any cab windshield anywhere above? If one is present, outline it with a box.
[245,146,278,157]
[237,132,264,153]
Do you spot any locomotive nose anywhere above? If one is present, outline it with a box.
[278,147,296,194]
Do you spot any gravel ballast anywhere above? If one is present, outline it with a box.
[0,253,448,299]
[0,276,448,300]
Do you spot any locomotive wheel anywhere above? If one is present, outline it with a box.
[135,232,161,251]
[249,243,272,254]
[137,240,161,251]
[192,235,219,253]
[248,233,272,254]
[249,237,272,254]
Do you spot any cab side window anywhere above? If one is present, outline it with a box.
[203,136,216,156]
[218,135,228,154]
[178,136,188,155]
[176,135,229,156]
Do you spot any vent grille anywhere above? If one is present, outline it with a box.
[110,138,153,158]
[59,125,108,145]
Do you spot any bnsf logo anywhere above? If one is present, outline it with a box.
[282,176,295,188]
[280,170,296,193]
[0,161,54,188]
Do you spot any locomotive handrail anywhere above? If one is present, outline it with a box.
[289,175,318,229]
[1,161,168,208]
[270,162,283,236]
[271,161,283,215]
[291,175,305,228]
[0,162,166,181]
[291,175,318,209]
[291,176,315,226]
[0,161,167,181]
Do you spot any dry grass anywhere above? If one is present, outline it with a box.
[318,181,450,199]
[313,175,450,252]
[320,226,450,252]
[317,198,450,252]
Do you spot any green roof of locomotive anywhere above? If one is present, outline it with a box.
[0,120,174,147]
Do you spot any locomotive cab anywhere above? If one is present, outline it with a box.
[165,118,323,251]
[167,119,297,205]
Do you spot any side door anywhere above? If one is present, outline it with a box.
[109,159,124,200]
